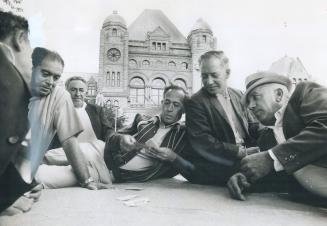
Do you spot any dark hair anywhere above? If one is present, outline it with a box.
[163,84,189,105]
[65,76,87,90]
[32,47,64,68]
[198,50,231,75]
[0,11,29,40]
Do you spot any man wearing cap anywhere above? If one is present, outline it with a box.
[185,50,260,185]
[228,71,327,201]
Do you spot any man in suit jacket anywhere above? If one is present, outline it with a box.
[48,76,114,150]
[228,71,327,201]
[185,51,259,185]
[0,11,41,214]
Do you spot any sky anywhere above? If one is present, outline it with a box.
[14,0,327,89]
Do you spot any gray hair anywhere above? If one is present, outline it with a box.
[198,50,231,75]
[65,76,87,90]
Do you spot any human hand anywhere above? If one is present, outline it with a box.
[227,173,251,201]
[240,151,274,183]
[145,147,177,162]
[237,146,260,159]
[120,135,136,153]
[23,183,43,202]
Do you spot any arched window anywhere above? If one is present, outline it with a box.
[129,77,145,107]
[106,71,110,86]
[142,60,150,68]
[202,35,207,43]
[129,59,137,68]
[112,28,117,36]
[112,72,115,87]
[151,78,166,105]
[298,78,302,82]
[113,100,119,107]
[168,61,176,69]
[181,62,188,70]
[117,72,120,87]
[87,83,97,96]
[174,78,187,90]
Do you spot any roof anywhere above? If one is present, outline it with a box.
[128,9,187,44]
[103,10,126,28]
[269,55,311,79]
[191,18,212,32]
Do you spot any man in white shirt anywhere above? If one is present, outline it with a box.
[228,71,327,202]
[36,76,113,188]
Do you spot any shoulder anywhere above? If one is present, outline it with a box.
[228,87,243,99]
[291,81,327,100]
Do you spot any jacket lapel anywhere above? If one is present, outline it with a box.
[228,89,249,133]
[208,94,230,125]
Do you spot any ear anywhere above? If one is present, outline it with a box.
[274,88,284,102]
[11,30,27,52]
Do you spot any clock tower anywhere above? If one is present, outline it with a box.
[98,10,129,104]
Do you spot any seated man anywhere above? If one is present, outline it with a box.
[36,76,114,188]
[185,51,260,185]
[228,71,327,201]
[0,11,41,215]
[26,47,110,190]
[104,85,195,182]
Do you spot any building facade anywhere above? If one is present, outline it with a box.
[269,55,312,85]
[88,9,216,119]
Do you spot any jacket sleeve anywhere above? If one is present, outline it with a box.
[272,82,327,173]
[185,97,240,167]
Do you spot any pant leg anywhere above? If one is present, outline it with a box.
[35,164,78,189]
[294,164,327,198]
[0,163,32,213]
[44,148,69,166]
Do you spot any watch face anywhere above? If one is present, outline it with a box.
[107,48,121,62]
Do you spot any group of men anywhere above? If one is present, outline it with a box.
[1,11,327,216]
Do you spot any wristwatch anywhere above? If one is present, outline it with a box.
[80,177,94,188]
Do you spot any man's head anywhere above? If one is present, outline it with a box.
[31,47,64,97]
[65,76,87,108]
[0,11,32,80]
[199,50,230,95]
[160,85,188,125]
[244,72,292,125]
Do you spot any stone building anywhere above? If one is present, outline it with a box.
[88,9,216,119]
[269,55,312,85]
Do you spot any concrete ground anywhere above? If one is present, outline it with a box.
[1,178,326,226]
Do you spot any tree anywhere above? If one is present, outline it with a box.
[1,0,23,13]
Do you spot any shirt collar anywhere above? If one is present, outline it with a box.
[216,88,229,99]
[0,42,15,65]
[75,102,87,111]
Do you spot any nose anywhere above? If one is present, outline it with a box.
[207,75,213,85]
[167,103,174,112]
[248,99,256,110]
[76,89,81,96]
[47,76,54,84]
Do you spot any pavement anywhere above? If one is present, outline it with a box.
[1,177,326,226]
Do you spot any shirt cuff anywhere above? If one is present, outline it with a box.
[268,149,284,172]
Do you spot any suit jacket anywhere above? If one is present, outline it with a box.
[49,103,114,149]
[104,114,190,182]
[0,46,32,212]
[258,82,327,173]
[185,87,258,182]
[85,103,114,141]
[0,47,31,175]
